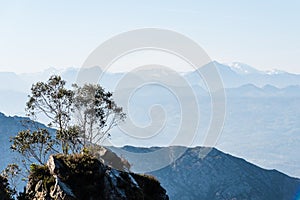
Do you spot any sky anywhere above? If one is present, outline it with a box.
[0,0,299,73]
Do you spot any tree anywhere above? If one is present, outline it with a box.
[26,75,74,154]
[73,84,125,145]
[11,76,125,164]
[1,164,21,195]
[10,129,55,165]
[8,75,127,198]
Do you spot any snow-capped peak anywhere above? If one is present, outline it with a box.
[225,62,261,74]
[265,69,286,75]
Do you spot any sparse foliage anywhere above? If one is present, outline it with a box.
[26,75,74,154]
[11,76,125,165]
[73,84,125,145]
[10,129,55,165]
[59,125,82,154]
[1,164,21,194]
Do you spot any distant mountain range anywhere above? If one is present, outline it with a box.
[1,61,300,116]
[1,61,300,92]
[186,61,300,88]
[0,61,299,179]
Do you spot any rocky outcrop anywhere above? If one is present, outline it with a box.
[90,146,131,172]
[24,153,168,200]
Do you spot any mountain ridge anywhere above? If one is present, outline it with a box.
[110,146,300,200]
[1,61,299,93]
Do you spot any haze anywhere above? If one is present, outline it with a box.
[0,1,300,74]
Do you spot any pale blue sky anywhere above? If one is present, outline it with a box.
[0,0,299,73]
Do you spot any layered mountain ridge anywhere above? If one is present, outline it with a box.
[0,114,300,199]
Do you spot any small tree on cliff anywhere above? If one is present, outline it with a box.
[73,84,125,146]
[26,75,75,154]
[10,128,55,165]
[8,75,129,198]
[11,75,80,166]
[11,75,125,165]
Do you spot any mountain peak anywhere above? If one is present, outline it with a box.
[265,69,287,75]
[225,62,261,74]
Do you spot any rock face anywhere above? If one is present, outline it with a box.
[25,154,168,200]
[114,146,300,200]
